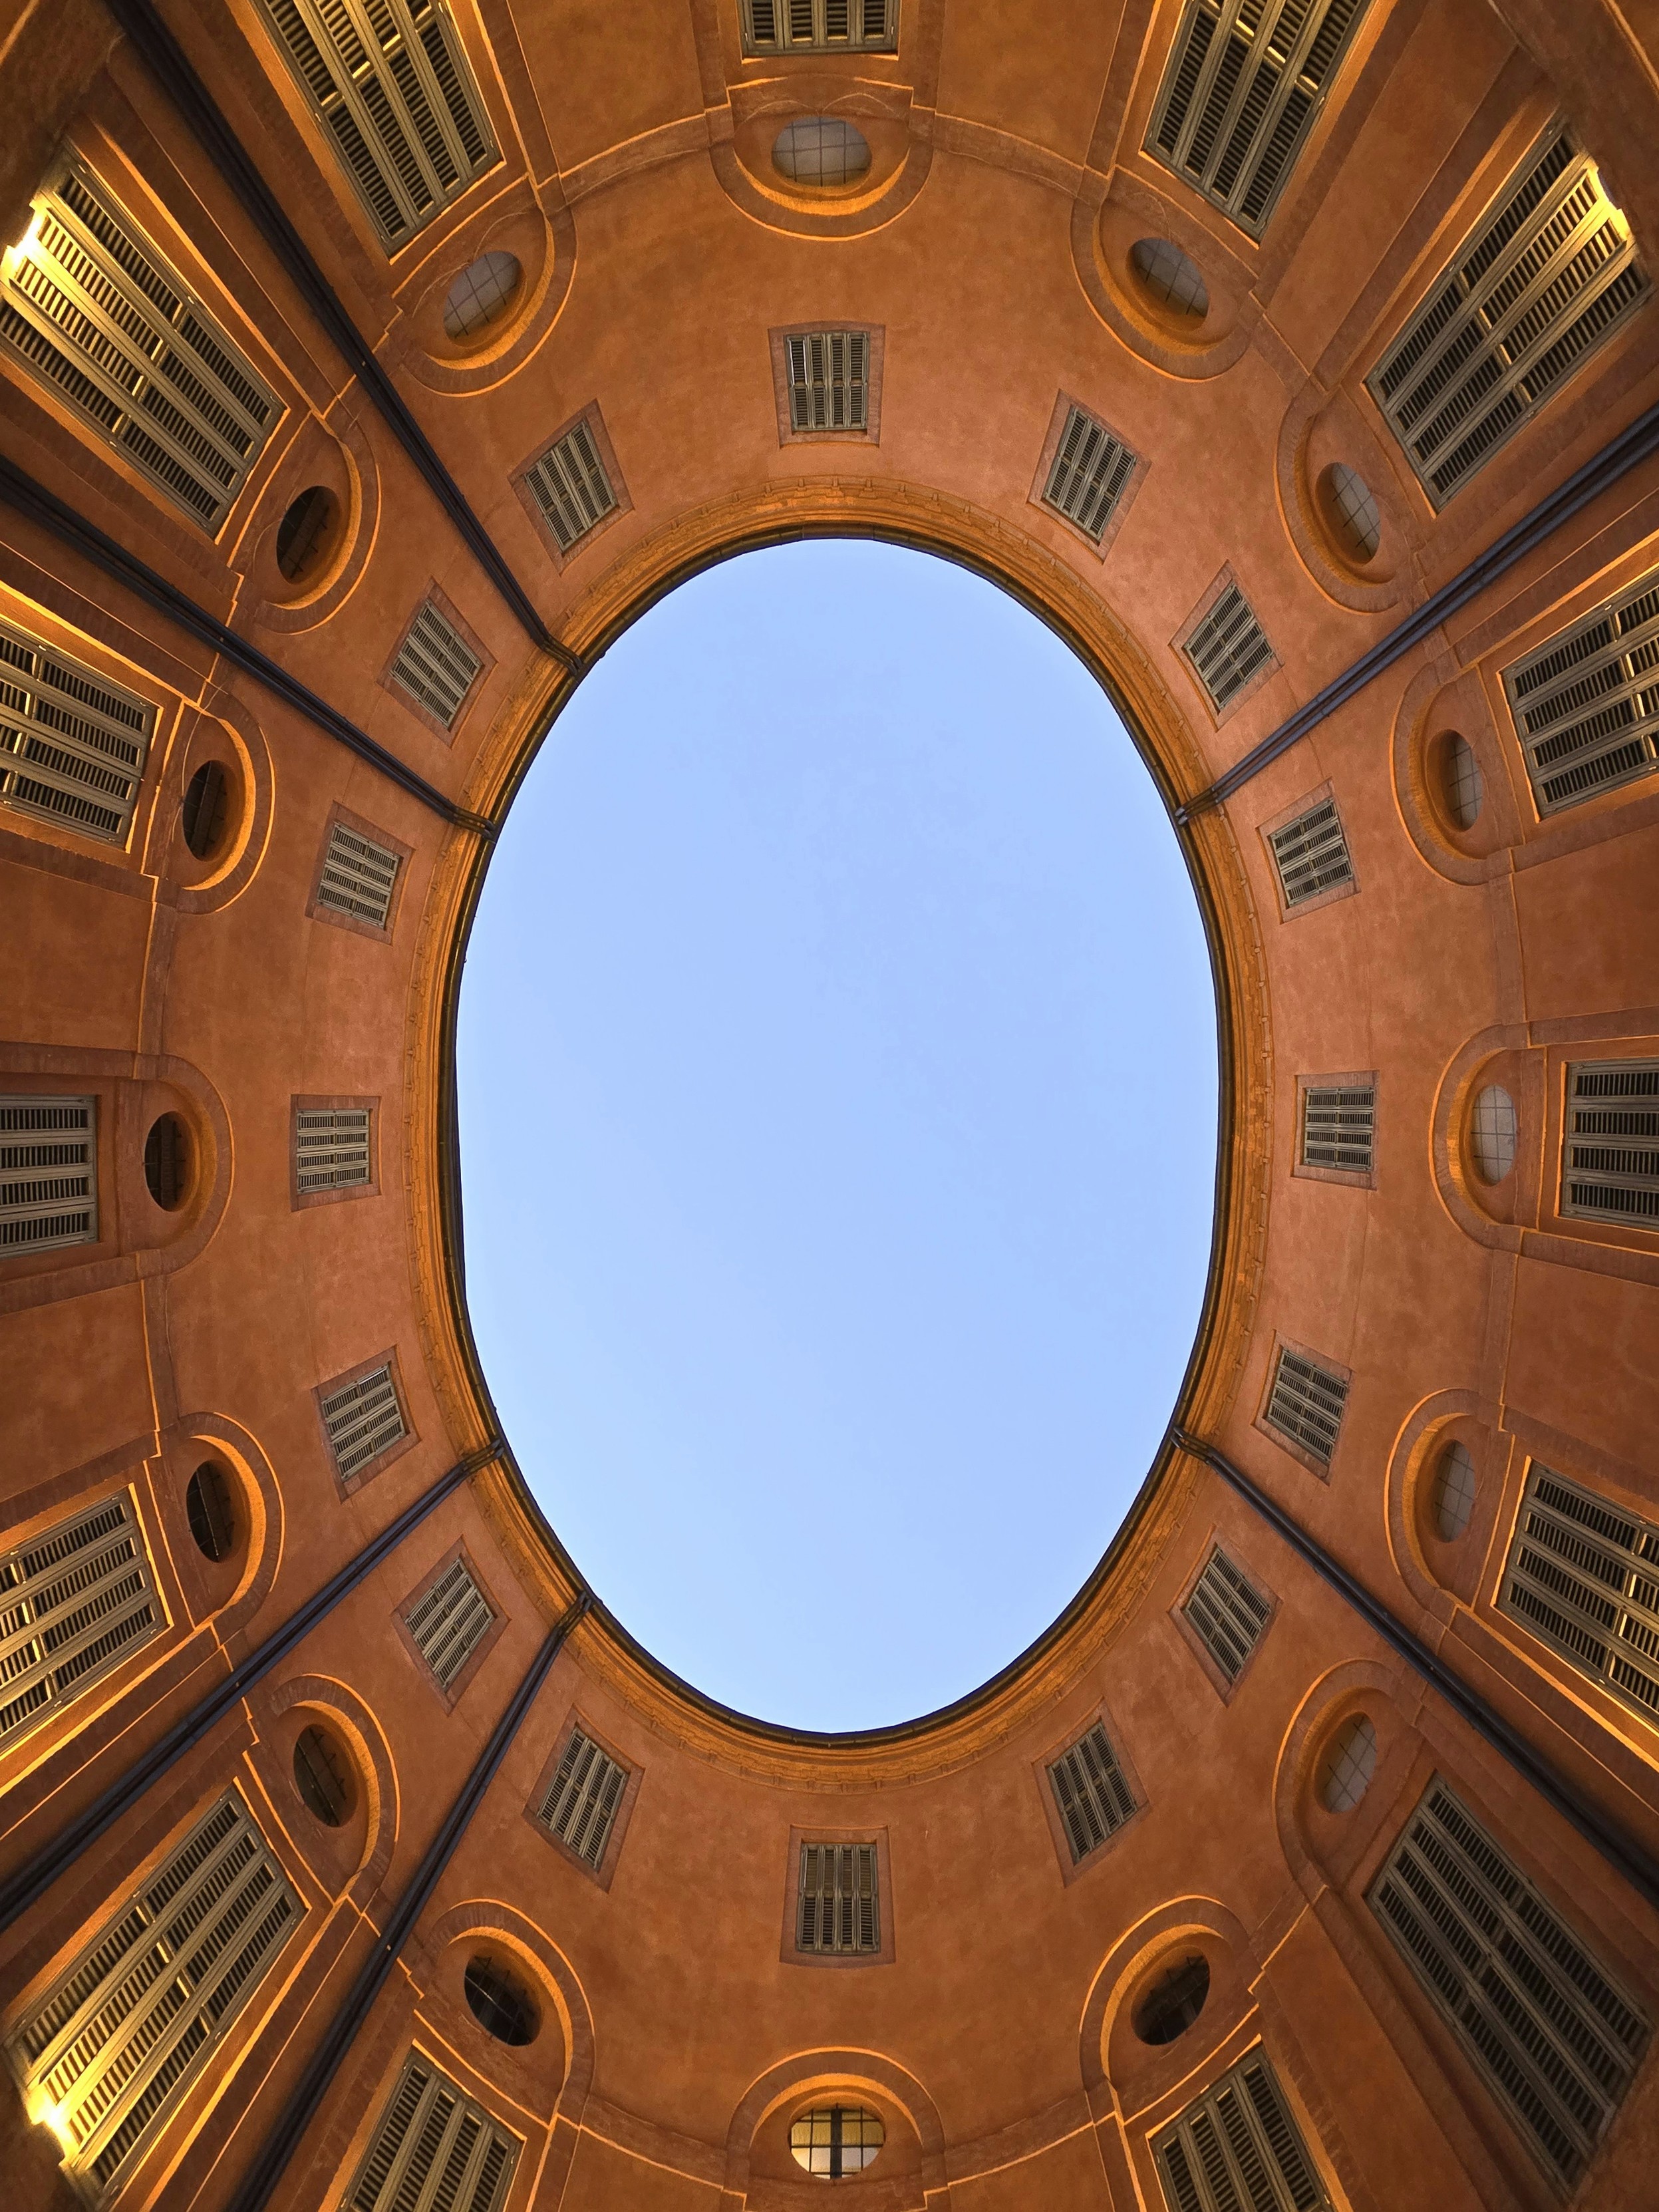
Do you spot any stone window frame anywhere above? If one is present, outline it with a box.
[1030,1700,1148,1885]
[510,402,632,570]
[1169,1532,1280,1704]
[1292,1070,1378,1188]
[1256,780,1359,921]
[305,802,414,943]
[377,583,494,744]
[1027,388,1149,561]
[524,1708,644,1891]
[1172,565,1281,726]
[778,1825,895,1967]
[1254,1333,1352,1482]
[311,1344,417,1498]
[290,1094,379,1210]
[391,1536,509,1710]
[766,323,886,446]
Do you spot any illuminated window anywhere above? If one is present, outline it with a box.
[345,2052,519,2212]
[0,1492,162,1746]
[796,1841,879,1954]
[0,611,152,846]
[1152,2046,1330,2211]
[1047,1720,1137,1862]
[790,2106,885,2177]
[1499,1462,1659,1725]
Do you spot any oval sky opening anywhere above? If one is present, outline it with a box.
[458,541,1218,1731]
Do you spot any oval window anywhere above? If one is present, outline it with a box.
[1132,1953,1211,2045]
[181,760,231,861]
[443,249,522,341]
[1468,1084,1517,1184]
[143,1112,192,1209]
[462,1954,539,2045]
[1441,732,1483,830]
[1130,236,1208,321]
[1320,462,1380,563]
[186,1460,237,1561]
[1318,1714,1378,1812]
[293,1723,353,1825]
[275,485,338,584]
[1430,1438,1477,1541]
[790,2106,884,2178]
[773,118,871,189]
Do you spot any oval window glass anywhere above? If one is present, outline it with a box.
[1318,1714,1378,1812]
[773,117,871,188]
[1431,1438,1477,1541]
[444,250,522,341]
[790,2106,883,2178]
[1130,236,1208,320]
[1469,1084,1517,1184]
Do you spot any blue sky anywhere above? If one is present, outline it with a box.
[458,541,1217,1731]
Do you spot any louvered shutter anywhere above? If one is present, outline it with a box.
[524,421,617,553]
[347,2052,519,2212]
[1182,1548,1271,1682]
[1,1095,98,1255]
[1263,1346,1348,1465]
[257,0,498,251]
[390,600,481,729]
[1503,569,1659,814]
[0,1493,164,1745]
[740,0,895,53]
[5,1792,299,2200]
[537,1729,629,1868]
[0,613,153,846]
[294,1106,373,1193]
[1042,405,1139,542]
[1368,1779,1647,2185]
[1300,1084,1374,1172]
[1367,122,1649,508]
[796,1842,881,1954]
[1499,1464,1659,1723]
[1147,0,1371,239]
[1559,1060,1659,1223]
[319,1362,406,1478]
[403,1557,494,1691]
[1266,800,1353,906]
[786,331,869,432]
[1046,1722,1137,1861]
[317,820,401,930]
[1183,583,1275,712]
[1153,2047,1329,2211]
[0,161,277,532]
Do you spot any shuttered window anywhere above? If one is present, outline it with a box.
[1183,583,1274,713]
[1300,1083,1374,1172]
[1047,1721,1137,1863]
[1264,1346,1347,1466]
[1153,2046,1329,2212]
[0,160,277,532]
[1499,1463,1659,1725]
[1502,568,1659,814]
[1366,122,1649,509]
[390,599,481,730]
[536,1728,629,1869]
[796,1842,879,1955]
[1561,1060,1659,1225]
[6,1791,299,2201]
[1267,798,1353,907]
[786,331,869,432]
[523,420,617,554]
[257,0,498,252]
[294,1106,373,1193]
[320,1362,406,1480]
[1,1095,97,1256]
[348,2052,518,2212]
[0,1493,163,1746]
[1368,1778,1647,2187]
[1146,0,1370,240]
[0,613,154,846]
[741,0,895,53]
[1042,404,1139,544]
[317,820,400,931]
[1183,1547,1271,1684]
[404,1557,494,1692]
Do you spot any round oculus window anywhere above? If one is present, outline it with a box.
[773,118,871,189]
[1431,1438,1477,1541]
[1132,1953,1211,2045]
[181,760,231,860]
[1130,236,1209,320]
[1441,733,1483,830]
[275,485,338,584]
[1468,1084,1517,1185]
[292,1724,353,1825]
[186,1460,236,1561]
[443,249,522,341]
[462,1954,539,2045]
[1317,1714,1378,1813]
[144,1112,192,1210]
[790,2106,884,2179]
[1320,462,1381,563]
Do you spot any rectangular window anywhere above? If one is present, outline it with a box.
[1183,583,1275,714]
[1047,1720,1137,1863]
[1267,799,1353,907]
[1183,1547,1271,1684]
[256,0,498,252]
[0,1493,163,1746]
[404,1555,494,1692]
[0,159,277,532]
[1560,1060,1659,1224]
[1145,0,1370,240]
[390,599,482,731]
[523,420,618,555]
[1042,404,1139,544]
[346,2051,520,2212]
[536,1728,629,1869]
[1,1094,98,1256]
[5,1791,299,2201]
[294,1105,373,1195]
[1499,1462,1659,1724]
[320,1361,406,1480]
[1300,1082,1374,1173]
[1368,1778,1648,2186]
[796,1841,879,1955]
[317,819,401,932]
[786,330,869,433]
[1503,569,1659,815]
[1264,1346,1348,1467]
[0,613,154,846]
[1366,122,1650,509]
[741,0,896,55]
[1152,2046,1330,2212]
